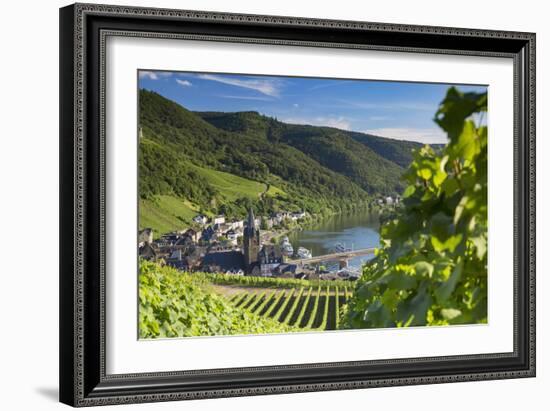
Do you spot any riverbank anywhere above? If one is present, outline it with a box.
[287,209,382,270]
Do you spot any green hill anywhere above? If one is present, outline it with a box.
[347,131,424,168]
[197,111,407,194]
[138,89,424,235]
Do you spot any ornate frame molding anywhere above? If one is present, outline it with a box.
[60,3,535,407]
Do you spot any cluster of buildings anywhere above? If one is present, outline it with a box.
[376,195,401,206]
[139,209,308,278]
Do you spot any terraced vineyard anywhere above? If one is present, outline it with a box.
[229,286,352,331]
[198,272,349,290]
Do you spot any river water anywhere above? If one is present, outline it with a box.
[287,211,380,270]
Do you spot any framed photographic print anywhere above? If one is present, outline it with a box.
[59,3,536,407]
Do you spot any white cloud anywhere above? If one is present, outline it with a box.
[197,74,282,97]
[176,79,192,87]
[362,127,447,144]
[139,71,172,80]
[293,103,299,108]
[218,95,273,101]
[282,116,352,131]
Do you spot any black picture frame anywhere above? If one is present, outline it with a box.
[59,3,536,407]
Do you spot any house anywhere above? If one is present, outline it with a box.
[201,226,216,242]
[174,235,193,249]
[225,229,238,244]
[213,215,225,225]
[259,245,284,276]
[165,249,190,271]
[291,211,306,220]
[138,228,153,246]
[229,219,244,230]
[184,228,202,243]
[271,212,284,225]
[186,246,206,269]
[201,250,246,273]
[139,242,157,260]
[193,214,208,225]
[385,196,394,205]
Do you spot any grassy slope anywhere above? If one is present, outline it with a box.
[140,164,287,235]
[139,196,199,234]
[188,163,285,202]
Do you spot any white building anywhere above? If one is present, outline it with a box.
[193,214,208,225]
[291,211,306,220]
[230,219,244,230]
[213,215,225,225]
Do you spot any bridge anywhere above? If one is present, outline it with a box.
[288,247,376,266]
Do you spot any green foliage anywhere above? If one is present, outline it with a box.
[306,287,322,329]
[196,272,349,290]
[342,87,488,328]
[335,286,340,329]
[284,287,305,324]
[349,131,441,168]
[318,287,331,330]
[294,287,314,327]
[265,290,287,317]
[139,260,297,338]
[275,288,297,322]
[139,138,216,204]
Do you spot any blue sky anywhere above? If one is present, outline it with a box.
[139,70,487,144]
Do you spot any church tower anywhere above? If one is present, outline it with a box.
[243,208,260,271]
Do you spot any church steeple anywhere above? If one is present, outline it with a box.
[248,208,256,230]
[243,208,260,272]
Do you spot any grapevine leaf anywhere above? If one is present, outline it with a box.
[435,262,463,303]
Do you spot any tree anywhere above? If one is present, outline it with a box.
[342,87,488,328]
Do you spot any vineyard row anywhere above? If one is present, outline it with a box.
[230,286,352,331]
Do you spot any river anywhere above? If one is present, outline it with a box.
[287,211,380,270]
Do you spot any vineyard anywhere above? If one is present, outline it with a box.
[228,286,352,331]
[139,259,354,338]
[196,272,349,290]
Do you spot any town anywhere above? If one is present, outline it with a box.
[139,210,379,281]
[139,209,313,277]
[138,195,399,281]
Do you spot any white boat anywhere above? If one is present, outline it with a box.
[295,247,312,259]
[280,237,294,256]
[281,242,294,256]
[333,242,352,253]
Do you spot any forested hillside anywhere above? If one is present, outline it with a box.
[139,90,427,234]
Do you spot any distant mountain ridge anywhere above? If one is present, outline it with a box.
[138,90,442,233]
[196,111,433,168]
